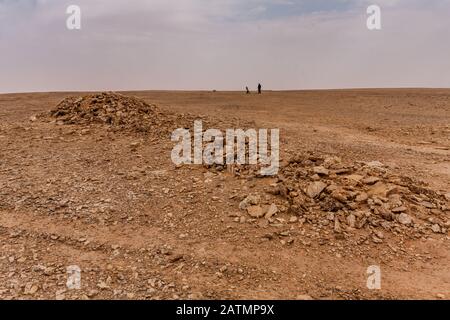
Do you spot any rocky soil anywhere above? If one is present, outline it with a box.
[0,90,449,300]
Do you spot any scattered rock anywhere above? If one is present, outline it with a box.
[24,283,39,295]
[247,206,264,218]
[239,194,260,210]
[362,177,380,185]
[398,213,413,225]
[391,206,407,213]
[368,182,389,198]
[366,161,385,168]
[347,214,356,228]
[306,181,327,199]
[431,224,441,233]
[421,201,435,209]
[265,203,279,219]
[313,166,329,176]
[355,192,368,203]
[346,174,364,182]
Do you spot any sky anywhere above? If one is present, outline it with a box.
[0,0,450,93]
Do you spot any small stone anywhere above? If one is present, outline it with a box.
[368,182,389,198]
[87,289,98,297]
[331,190,347,203]
[362,177,380,185]
[347,214,356,228]
[366,161,385,168]
[247,206,264,218]
[398,213,412,225]
[392,206,407,213]
[29,115,37,122]
[289,216,298,223]
[389,194,403,207]
[375,230,384,239]
[334,218,342,233]
[24,284,39,295]
[306,181,327,199]
[296,294,313,300]
[345,174,364,182]
[436,293,445,299]
[98,281,109,289]
[355,192,368,203]
[239,194,260,210]
[421,201,435,209]
[431,224,441,233]
[265,203,278,219]
[372,236,383,244]
[313,166,329,176]
[55,289,66,300]
[445,193,450,201]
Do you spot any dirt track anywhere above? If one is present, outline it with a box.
[0,89,449,300]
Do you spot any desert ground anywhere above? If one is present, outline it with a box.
[0,89,449,300]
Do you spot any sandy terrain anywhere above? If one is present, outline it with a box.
[0,89,449,300]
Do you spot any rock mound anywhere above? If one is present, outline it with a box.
[249,152,450,242]
[49,92,183,134]
[278,153,448,238]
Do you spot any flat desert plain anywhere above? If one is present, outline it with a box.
[0,89,449,300]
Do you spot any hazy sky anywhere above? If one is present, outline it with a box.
[1,0,450,93]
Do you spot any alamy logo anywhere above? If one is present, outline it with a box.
[366,265,381,290]
[367,5,381,30]
[66,5,81,30]
[171,120,280,176]
[64,5,379,32]
[66,265,81,290]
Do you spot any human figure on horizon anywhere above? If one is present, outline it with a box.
[258,83,262,94]
[246,86,250,94]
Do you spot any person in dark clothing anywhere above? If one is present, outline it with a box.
[258,83,262,94]
[246,86,250,94]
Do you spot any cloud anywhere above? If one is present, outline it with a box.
[0,0,449,92]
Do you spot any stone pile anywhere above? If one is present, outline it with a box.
[240,152,449,241]
[48,92,191,135]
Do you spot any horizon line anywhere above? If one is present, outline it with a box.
[2,87,450,96]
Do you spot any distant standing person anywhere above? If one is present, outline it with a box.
[258,83,262,94]
[246,86,250,94]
